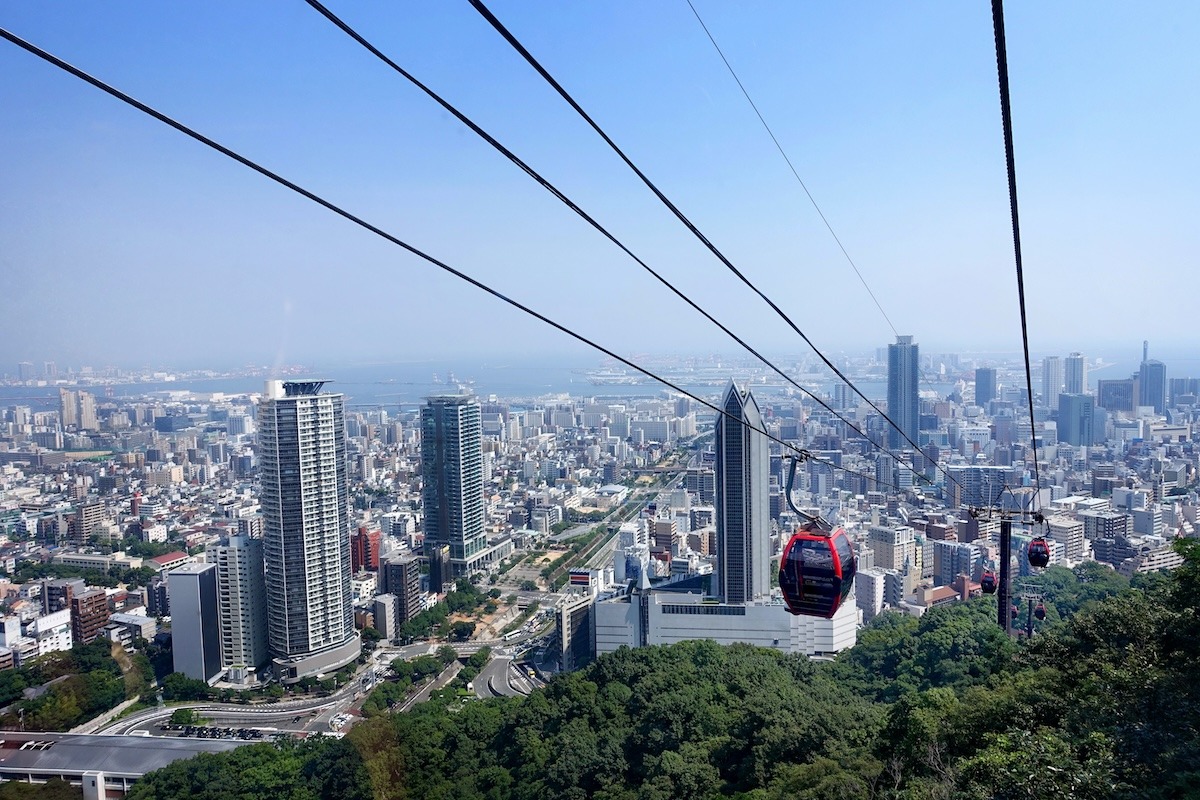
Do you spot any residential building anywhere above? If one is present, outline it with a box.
[421,395,485,586]
[1041,356,1063,408]
[211,534,269,683]
[69,589,109,645]
[259,380,359,683]
[1065,352,1088,395]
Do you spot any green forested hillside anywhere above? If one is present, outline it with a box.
[128,540,1200,800]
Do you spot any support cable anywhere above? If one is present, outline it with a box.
[990,0,1042,511]
[0,25,907,496]
[468,0,962,495]
[303,0,927,482]
[682,0,897,336]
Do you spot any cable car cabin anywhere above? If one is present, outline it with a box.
[1034,602,1047,621]
[1011,604,1020,621]
[980,570,997,595]
[779,526,856,619]
[1028,537,1051,568]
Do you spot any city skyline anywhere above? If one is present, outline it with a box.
[3,3,1200,367]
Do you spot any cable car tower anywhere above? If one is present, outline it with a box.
[969,506,1046,634]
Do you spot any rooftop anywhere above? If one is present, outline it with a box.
[0,732,245,778]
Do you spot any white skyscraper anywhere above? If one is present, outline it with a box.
[714,382,770,604]
[212,532,269,683]
[259,380,359,683]
[1064,352,1088,395]
[1041,356,1063,409]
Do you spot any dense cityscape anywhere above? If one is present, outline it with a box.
[5,1,1200,798]
[0,337,1196,796]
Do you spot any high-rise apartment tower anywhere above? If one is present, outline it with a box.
[211,533,269,683]
[259,380,359,683]
[1041,356,1063,408]
[421,395,485,589]
[1064,353,1088,395]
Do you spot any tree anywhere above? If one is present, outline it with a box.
[450,621,476,641]
[162,672,211,702]
[170,707,203,725]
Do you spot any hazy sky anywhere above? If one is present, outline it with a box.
[2,2,1197,371]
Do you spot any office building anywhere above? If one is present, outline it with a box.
[1064,353,1088,395]
[1097,379,1134,414]
[1041,356,1063,408]
[1058,394,1095,447]
[714,382,770,604]
[887,336,920,449]
[974,368,997,407]
[211,534,269,683]
[594,586,857,659]
[1139,343,1167,414]
[259,380,359,683]
[421,395,485,587]
[168,563,222,683]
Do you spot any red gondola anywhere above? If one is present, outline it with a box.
[1034,602,1047,621]
[779,525,857,619]
[980,569,997,595]
[1027,537,1051,568]
[1011,604,1020,621]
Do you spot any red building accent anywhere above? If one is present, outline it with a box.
[351,527,382,572]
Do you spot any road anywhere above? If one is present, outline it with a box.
[99,642,438,737]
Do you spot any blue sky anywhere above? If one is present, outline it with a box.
[1,2,1197,371]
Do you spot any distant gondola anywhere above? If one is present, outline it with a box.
[779,525,857,619]
[1028,537,1051,568]
[1011,604,1020,621]
[980,569,997,595]
[1034,602,1047,621]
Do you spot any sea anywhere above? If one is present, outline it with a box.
[3,349,1194,414]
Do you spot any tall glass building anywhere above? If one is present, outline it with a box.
[1064,352,1088,395]
[1139,359,1167,414]
[714,382,769,605]
[421,395,485,589]
[887,335,920,450]
[258,380,359,683]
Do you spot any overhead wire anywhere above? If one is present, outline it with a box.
[0,26,912,498]
[467,0,968,496]
[989,0,1042,511]
[302,0,920,482]
[682,0,957,443]
[681,0,897,338]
